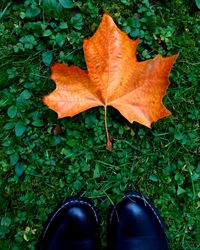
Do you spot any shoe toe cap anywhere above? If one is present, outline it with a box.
[109,193,169,250]
[40,198,99,250]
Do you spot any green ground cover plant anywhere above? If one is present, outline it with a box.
[0,0,199,249]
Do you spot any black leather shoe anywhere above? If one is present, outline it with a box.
[39,197,100,250]
[108,192,169,250]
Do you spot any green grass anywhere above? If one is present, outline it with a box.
[0,0,199,249]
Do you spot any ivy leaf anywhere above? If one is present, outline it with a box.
[43,13,178,150]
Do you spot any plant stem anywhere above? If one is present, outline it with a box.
[104,106,112,150]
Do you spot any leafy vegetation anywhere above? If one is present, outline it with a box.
[0,0,199,249]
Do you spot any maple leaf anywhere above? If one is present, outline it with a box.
[43,13,178,150]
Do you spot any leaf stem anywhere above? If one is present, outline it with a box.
[104,106,112,150]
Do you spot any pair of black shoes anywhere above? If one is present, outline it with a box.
[39,192,169,250]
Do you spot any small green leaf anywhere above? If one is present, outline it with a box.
[67,31,82,45]
[7,106,17,118]
[55,33,66,47]
[59,21,68,29]
[15,122,26,137]
[32,119,44,127]
[4,122,15,130]
[59,0,74,8]
[59,179,65,188]
[25,6,41,17]
[1,217,12,227]
[177,186,186,195]
[93,164,100,178]
[15,163,25,177]
[71,14,83,30]
[7,67,18,79]
[42,51,53,66]
[49,136,61,146]
[43,29,52,37]
[19,90,32,100]
[10,153,19,166]
[127,17,141,28]
[66,139,77,147]
[149,175,159,182]
[85,113,97,128]
[120,0,131,5]
[19,35,37,49]
[191,173,199,181]
[43,0,63,15]
[195,0,200,9]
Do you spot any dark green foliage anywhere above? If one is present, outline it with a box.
[0,0,199,249]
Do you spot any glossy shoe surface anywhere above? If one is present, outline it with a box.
[108,192,169,250]
[39,197,100,250]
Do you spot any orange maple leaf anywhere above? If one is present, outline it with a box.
[43,13,178,150]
